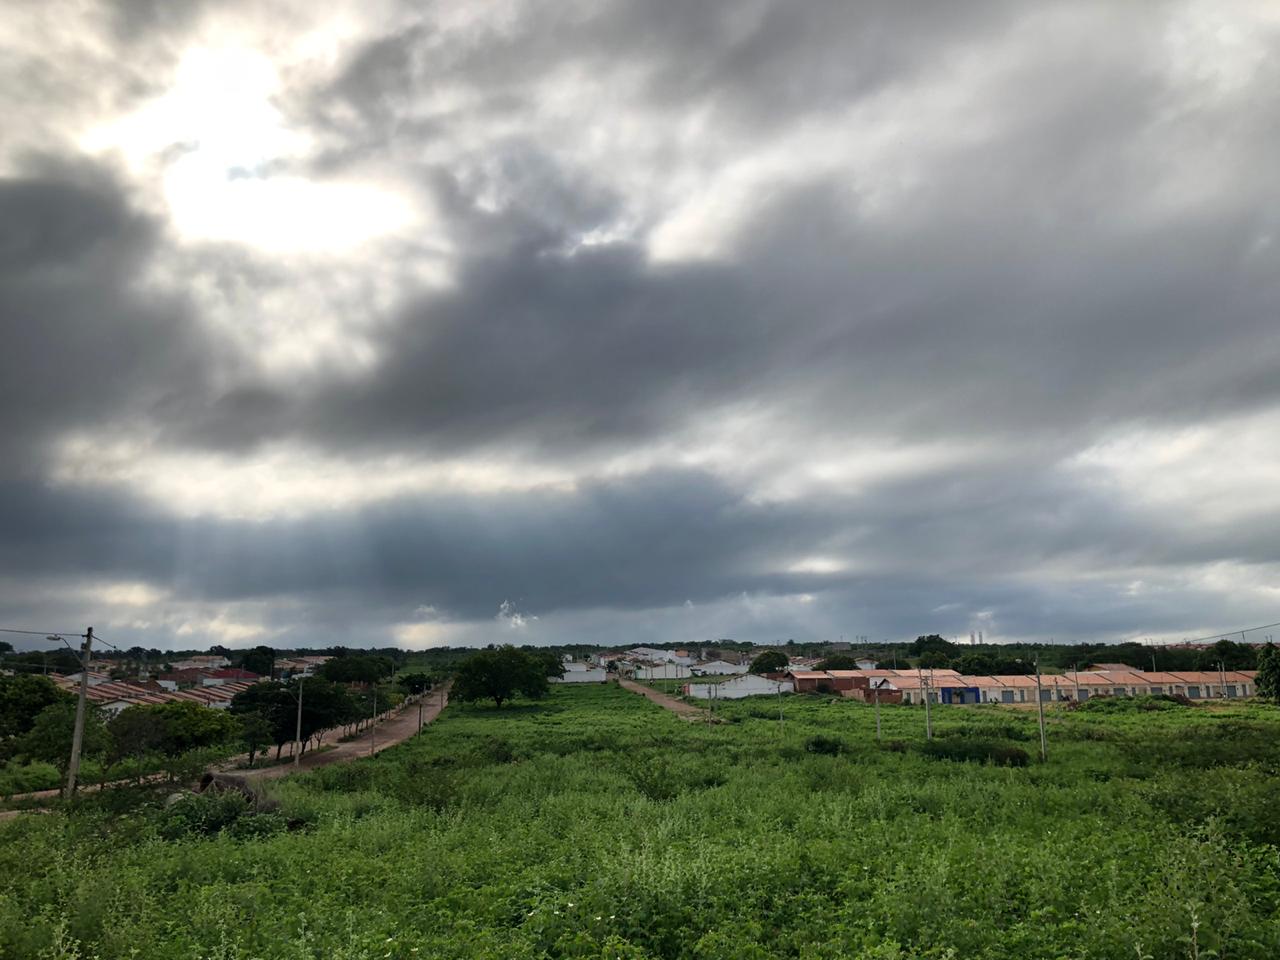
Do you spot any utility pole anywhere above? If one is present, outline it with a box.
[1219,661,1227,699]
[369,684,378,757]
[1072,664,1080,703]
[1035,660,1047,762]
[919,667,932,741]
[63,627,94,800]
[294,677,304,769]
[418,691,424,733]
[776,682,784,734]
[1151,651,1156,673]
[873,683,882,742]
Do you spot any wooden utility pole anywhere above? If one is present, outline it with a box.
[417,693,424,733]
[1072,664,1080,703]
[369,685,377,757]
[64,627,94,799]
[873,683,882,742]
[1035,660,1048,762]
[294,678,304,768]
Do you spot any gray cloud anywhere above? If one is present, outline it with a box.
[2,0,1279,649]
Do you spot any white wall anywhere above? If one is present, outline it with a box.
[553,667,609,683]
[687,675,793,699]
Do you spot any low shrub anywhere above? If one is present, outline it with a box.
[920,739,1030,767]
[804,735,846,756]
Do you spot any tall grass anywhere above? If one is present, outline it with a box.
[1,685,1278,958]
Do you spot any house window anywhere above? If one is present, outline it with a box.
[1001,690,1015,703]
[1187,686,1200,698]
[1149,686,1162,695]
[1039,689,1051,702]
[1113,688,1126,696]
[1227,685,1238,698]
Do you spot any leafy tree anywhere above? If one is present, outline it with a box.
[1194,639,1257,671]
[909,635,957,658]
[815,654,860,670]
[953,654,1034,676]
[1255,643,1279,704]
[152,701,241,754]
[749,650,788,674]
[238,713,274,767]
[230,683,295,759]
[0,640,12,655]
[20,701,111,771]
[0,674,73,740]
[398,672,433,694]
[239,646,277,678]
[107,706,165,768]
[917,650,953,669]
[453,646,551,708]
[530,648,566,680]
[320,655,394,685]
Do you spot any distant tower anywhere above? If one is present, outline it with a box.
[969,631,976,646]
[978,630,984,644]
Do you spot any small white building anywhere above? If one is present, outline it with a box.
[553,666,609,683]
[691,660,744,676]
[633,662,691,680]
[684,674,794,699]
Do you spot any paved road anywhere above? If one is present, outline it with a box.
[618,678,706,718]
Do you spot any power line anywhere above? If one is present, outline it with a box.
[1173,620,1280,646]
[0,626,82,638]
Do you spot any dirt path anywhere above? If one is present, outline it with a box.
[242,687,449,781]
[0,687,451,821]
[618,679,706,718]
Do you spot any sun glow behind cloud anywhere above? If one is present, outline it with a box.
[82,46,418,253]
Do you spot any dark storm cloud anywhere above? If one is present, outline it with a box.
[4,0,1280,647]
[0,158,208,468]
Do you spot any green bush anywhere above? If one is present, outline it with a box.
[920,738,1030,767]
[804,734,846,756]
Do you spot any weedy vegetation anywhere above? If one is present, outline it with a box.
[2,684,1279,958]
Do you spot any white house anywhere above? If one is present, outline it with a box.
[854,657,878,670]
[684,674,794,699]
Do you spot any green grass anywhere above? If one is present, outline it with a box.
[2,685,1279,959]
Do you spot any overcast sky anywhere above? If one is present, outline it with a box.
[2,0,1278,651]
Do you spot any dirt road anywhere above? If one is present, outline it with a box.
[243,687,449,781]
[0,687,450,820]
[618,678,706,718]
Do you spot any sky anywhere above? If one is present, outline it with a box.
[2,0,1279,652]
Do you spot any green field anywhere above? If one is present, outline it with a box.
[3,684,1280,959]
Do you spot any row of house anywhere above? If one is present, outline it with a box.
[51,675,261,717]
[680,667,1259,704]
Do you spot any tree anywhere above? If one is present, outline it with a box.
[453,646,551,708]
[20,701,111,771]
[0,674,73,740]
[917,650,953,669]
[230,683,295,759]
[1255,643,1279,704]
[398,672,433,695]
[151,701,240,754]
[749,650,788,674]
[909,635,957,658]
[238,713,274,767]
[0,640,12,655]
[1194,639,1256,671]
[107,706,165,770]
[239,646,277,678]
[815,654,860,671]
[320,655,394,685]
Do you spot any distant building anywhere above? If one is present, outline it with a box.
[684,674,793,700]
